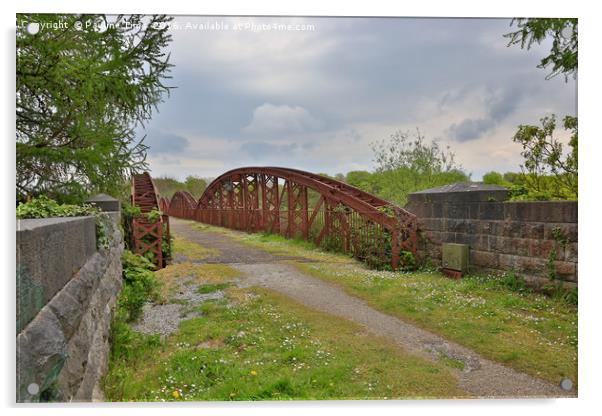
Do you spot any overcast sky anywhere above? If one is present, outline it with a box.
[141,16,576,181]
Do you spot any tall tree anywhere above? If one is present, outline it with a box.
[185,175,208,198]
[16,14,174,202]
[505,18,577,80]
[504,18,578,200]
[368,129,469,205]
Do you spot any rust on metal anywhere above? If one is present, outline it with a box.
[159,166,417,270]
[131,172,170,269]
[441,268,463,279]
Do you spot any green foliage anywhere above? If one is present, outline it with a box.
[498,272,527,292]
[16,195,97,219]
[505,18,577,81]
[482,171,511,187]
[109,317,161,366]
[184,176,208,198]
[119,250,162,322]
[146,208,162,223]
[512,115,577,200]
[398,250,416,272]
[541,283,578,306]
[197,282,231,294]
[162,222,173,262]
[153,175,208,200]
[372,128,461,174]
[120,204,171,264]
[563,287,578,306]
[16,195,109,249]
[350,129,470,206]
[16,14,174,202]
[504,19,578,202]
[546,227,569,281]
[120,203,141,250]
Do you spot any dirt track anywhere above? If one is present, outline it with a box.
[171,218,575,399]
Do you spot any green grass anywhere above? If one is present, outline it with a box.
[191,222,353,264]
[154,262,241,301]
[172,236,219,261]
[103,286,465,401]
[295,263,578,385]
[197,283,231,294]
[184,221,578,386]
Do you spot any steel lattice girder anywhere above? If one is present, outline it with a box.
[157,166,417,270]
[130,172,170,269]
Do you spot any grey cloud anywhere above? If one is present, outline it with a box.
[242,104,324,137]
[448,118,495,142]
[239,141,298,159]
[487,87,521,121]
[144,131,190,154]
[448,87,524,142]
[140,16,575,178]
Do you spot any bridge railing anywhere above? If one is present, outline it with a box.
[164,166,416,270]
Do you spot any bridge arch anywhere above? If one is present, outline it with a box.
[162,167,417,270]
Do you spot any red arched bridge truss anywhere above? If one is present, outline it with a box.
[158,167,417,270]
[130,172,170,269]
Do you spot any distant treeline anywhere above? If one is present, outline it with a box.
[321,169,469,207]
[153,176,210,200]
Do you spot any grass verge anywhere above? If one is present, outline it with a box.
[103,286,465,401]
[295,263,577,385]
[183,221,577,385]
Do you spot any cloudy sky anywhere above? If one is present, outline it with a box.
[141,16,576,181]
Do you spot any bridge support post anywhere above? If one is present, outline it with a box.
[260,174,280,234]
[285,181,308,239]
[391,224,400,271]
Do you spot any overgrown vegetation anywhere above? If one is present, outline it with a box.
[16,195,109,249]
[118,250,162,322]
[121,203,172,265]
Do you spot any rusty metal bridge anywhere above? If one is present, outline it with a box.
[131,167,416,270]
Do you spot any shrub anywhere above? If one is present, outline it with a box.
[16,195,109,249]
[499,272,527,292]
[119,250,162,321]
[16,195,97,219]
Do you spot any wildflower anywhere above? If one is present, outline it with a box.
[250,370,257,376]
[172,390,180,399]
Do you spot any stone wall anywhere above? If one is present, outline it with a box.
[405,183,578,287]
[16,209,123,402]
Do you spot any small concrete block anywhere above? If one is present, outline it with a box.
[442,243,469,272]
[86,194,120,212]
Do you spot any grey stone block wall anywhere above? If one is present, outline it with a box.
[405,183,578,287]
[17,217,96,332]
[16,211,123,402]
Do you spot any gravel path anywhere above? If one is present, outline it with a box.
[133,275,226,337]
[170,218,575,398]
